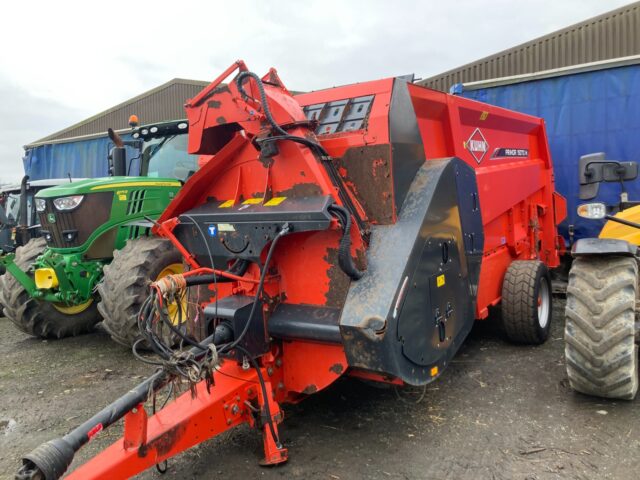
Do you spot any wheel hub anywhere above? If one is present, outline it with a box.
[156,263,186,326]
[537,279,550,329]
[52,298,94,315]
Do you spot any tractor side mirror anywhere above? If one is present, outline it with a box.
[579,152,639,200]
[109,147,127,177]
[107,128,127,177]
[579,153,604,200]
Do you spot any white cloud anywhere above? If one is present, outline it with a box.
[0,0,632,181]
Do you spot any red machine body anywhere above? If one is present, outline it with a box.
[20,61,566,479]
[295,80,566,320]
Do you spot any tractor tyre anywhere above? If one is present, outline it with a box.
[0,237,101,338]
[0,279,5,317]
[0,274,6,318]
[98,237,184,348]
[564,256,638,400]
[501,260,552,344]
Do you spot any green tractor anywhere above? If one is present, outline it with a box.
[0,119,198,346]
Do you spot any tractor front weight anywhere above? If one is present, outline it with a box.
[0,250,102,305]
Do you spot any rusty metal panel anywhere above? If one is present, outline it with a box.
[420,2,640,92]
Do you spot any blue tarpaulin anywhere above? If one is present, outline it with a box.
[454,64,640,241]
[23,134,139,181]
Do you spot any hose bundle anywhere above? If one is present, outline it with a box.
[133,224,291,449]
[135,286,218,392]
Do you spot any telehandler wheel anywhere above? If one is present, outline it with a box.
[98,237,185,348]
[564,256,638,400]
[501,260,552,344]
[0,238,101,338]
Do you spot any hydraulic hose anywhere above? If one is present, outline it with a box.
[184,259,250,286]
[236,71,289,137]
[235,71,366,236]
[219,223,290,354]
[328,204,364,280]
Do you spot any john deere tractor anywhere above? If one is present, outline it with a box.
[565,152,640,400]
[0,119,198,346]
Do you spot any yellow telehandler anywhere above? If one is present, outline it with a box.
[565,153,640,400]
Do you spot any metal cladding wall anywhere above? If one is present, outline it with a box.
[31,80,207,144]
[23,134,139,180]
[456,64,640,241]
[420,2,640,92]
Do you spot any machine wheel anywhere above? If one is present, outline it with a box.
[0,238,101,338]
[501,260,552,344]
[98,237,185,348]
[564,256,638,400]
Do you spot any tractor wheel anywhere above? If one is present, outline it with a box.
[0,237,101,338]
[0,277,5,317]
[564,256,638,400]
[501,260,552,344]
[98,237,185,348]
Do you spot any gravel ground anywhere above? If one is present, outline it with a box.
[1,297,638,480]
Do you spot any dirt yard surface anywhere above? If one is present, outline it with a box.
[1,297,638,480]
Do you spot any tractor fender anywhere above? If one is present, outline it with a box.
[571,237,638,257]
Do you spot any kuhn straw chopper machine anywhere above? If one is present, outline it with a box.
[17,61,565,479]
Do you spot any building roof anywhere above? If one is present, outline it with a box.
[419,2,640,92]
[27,78,209,147]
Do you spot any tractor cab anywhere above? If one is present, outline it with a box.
[107,118,197,183]
[136,120,196,181]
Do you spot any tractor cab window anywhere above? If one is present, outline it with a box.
[141,134,198,182]
[4,192,35,226]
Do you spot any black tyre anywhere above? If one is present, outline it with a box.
[98,237,185,348]
[0,238,101,338]
[0,279,5,317]
[501,260,552,344]
[564,256,638,400]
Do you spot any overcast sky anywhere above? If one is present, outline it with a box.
[0,0,632,182]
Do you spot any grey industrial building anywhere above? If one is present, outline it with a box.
[419,1,640,92]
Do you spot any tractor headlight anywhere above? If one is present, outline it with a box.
[53,195,84,211]
[577,202,606,219]
[35,198,47,212]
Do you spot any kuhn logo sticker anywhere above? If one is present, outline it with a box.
[465,128,489,164]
